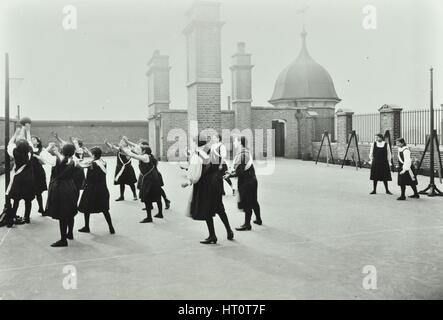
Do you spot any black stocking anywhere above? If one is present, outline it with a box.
[244,208,252,227]
[23,200,32,220]
[373,181,378,192]
[253,202,261,221]
[400,185,406,197]
[83,213,90,229]
[160,188,169,202]
[145,203,152,220]
[217,210,232,233]
[383,181,389,192]
[130,184,137,197]
[59,219,68,241]
[156,200,163,215]
[119,184,125,198]
[411,185,418,195]
[205,217,216,238]
[36,194,44,211]
[103,210,114,230]
[68,217,74,236]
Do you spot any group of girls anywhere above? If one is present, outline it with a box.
[182,133,262,244]
[2,119,171,247]
[369,133,420,200]
[2,118,263,247]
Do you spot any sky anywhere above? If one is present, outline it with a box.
[0,0,442,121]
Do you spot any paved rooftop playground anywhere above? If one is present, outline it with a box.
[1,158,443,299]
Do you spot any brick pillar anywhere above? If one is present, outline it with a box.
[335,109,353,158]
[230,42,253,130]
[378,104,402,140]
[146,50,170,158]
[183,1,224,138]
[146,50,171,117]
[301,113,314,160]
[335,109,353,144]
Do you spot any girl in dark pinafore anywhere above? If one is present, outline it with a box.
[224,136,262,231]
[395,138,420,200]
[123,145,162,223]
[42,143,79,247]
[106,139,138,201]
[30,136,48,215]
[369,133,393,195]
[5,127,35,227]
[77,147,115,234]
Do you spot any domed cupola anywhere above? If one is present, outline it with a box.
[269,28,340,107]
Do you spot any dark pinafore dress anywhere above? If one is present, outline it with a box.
[45,158,78,220]
[7,148,35,201]
[190,152,214,221]
[114,151,137,185]
[79,161,110,213]
[370,142,392,181]
[31,149,48,196]
[398,147,418,186]
[137,155,162,209]
[233,151,258,211]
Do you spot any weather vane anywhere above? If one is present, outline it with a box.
[296,5,309,28]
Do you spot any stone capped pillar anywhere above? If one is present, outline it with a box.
[146,50,171,117]
[230,42,253,130]
[335,108,354,145]
[183,1,224,137]
[379,104,402,140]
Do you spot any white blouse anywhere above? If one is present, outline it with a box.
[397,146,412,171]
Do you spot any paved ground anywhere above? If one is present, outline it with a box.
[0,157,443,299]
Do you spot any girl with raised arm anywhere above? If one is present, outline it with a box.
[106,139,138,201]
[77,147,115,234]
[122,144,162,223]
[41,143,79,247]
[123,137,171,210]
[52,132,86,192]
[4,127,34,227]
[30,136,48,215]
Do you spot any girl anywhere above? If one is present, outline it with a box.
[77,147,115,234]
[395,138,420,200]
[123,137,171,211]
[52,132,86,192]
[210,134,235,196]
[123,144,162,223]
[189,134,233,244]
[224,136,262,231]
[369,133,393,195]
[30,136,48,215]
[105,139,138,201]
[182,138,233,244]
[42,143,79,247]
[5,127,35,227]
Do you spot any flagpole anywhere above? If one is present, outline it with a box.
[5,53,10,194]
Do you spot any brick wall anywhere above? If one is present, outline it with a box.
[30,120,149,153]
[251,107,299,159]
